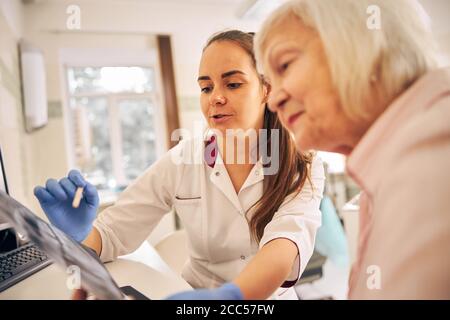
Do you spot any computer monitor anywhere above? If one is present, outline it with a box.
[0,146,18,252]
[0,146,10,221]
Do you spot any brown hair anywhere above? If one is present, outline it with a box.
[204,30,312,243]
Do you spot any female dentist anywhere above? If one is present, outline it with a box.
[34,30,325,300]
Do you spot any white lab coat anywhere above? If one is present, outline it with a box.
[94,137,324,299]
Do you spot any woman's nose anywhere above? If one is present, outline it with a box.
[210,92,226,106]
[267,89,288,112]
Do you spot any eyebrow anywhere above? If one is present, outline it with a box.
[269,45,294,64]
[197,70,247,81]
[268,39,310,65]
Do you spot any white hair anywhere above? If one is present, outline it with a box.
[255,0,438,120]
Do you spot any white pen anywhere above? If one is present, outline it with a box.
[72,187,83,208]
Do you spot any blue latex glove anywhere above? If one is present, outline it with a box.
[33,170,99,242]
[315,195,349,268]
[166,283,243,300]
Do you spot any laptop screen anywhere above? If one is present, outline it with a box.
[0,146,15,252]
[0,147,8,195]
[0,147,9,231]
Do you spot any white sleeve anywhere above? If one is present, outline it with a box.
[259,156,325,287]
[93,142,184,262]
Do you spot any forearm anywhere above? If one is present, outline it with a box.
[82,226,102,256]
[233,238,298,300]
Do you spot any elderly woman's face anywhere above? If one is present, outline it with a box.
[261,15,361,155]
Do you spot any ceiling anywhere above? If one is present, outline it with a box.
[22,0,450,35]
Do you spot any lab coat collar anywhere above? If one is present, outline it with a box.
[204,135,264,212]
[209,152,243,212]
[240,159,264,191]
[204,135,218,168]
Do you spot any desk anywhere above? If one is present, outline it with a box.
[0,242,192,299]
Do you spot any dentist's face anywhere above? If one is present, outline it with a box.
[199,40,267,134]
[261,15,364,155]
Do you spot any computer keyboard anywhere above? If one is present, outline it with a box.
[0,242,52,292]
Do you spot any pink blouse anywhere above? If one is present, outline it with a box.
[346,68,450,299]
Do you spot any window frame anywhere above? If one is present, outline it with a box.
[62,63,166,191]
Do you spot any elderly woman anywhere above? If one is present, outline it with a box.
[255,0,450,299]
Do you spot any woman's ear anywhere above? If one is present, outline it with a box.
[262,81,271,104]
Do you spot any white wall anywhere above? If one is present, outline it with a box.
[419,0,450,66]
[22,0,262,96]
[0,0,30,207]
[0,0,24,37]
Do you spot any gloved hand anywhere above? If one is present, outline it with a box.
[166,283,243,300]
[33,170,99,243]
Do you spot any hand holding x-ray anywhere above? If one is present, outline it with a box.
[0,190,125,300]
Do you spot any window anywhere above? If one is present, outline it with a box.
[66,66,161,191]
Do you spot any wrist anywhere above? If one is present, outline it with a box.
[73,224,93,243]
[219,283,244,300]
